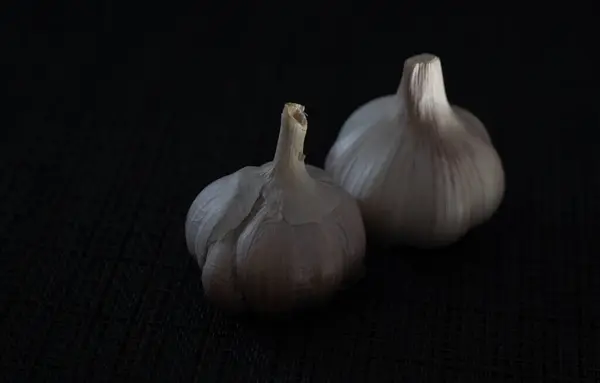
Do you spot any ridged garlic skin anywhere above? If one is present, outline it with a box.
[325,54,504,247]
[185,103,366,313]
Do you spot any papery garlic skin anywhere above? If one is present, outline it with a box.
[325,54,505,247]
[185,103,366,313]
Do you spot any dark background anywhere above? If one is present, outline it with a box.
[2,2,598,382]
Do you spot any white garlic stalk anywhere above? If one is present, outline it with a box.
[325,54,505,247]
[185,103,366,313]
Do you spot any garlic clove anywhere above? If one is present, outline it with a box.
[202,236,244,311]
[325,54,505,247]
[235,212,298,308]
[185,102,366,312]
[185,166,263,266]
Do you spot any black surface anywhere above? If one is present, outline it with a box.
[3,3,598,382]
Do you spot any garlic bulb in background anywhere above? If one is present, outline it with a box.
[185,103,366,313]
[325,54,505,247]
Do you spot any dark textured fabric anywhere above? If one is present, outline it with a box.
[2,3,598,382]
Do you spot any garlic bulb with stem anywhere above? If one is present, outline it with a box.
[325,53,505,248]
[185,103,366,313]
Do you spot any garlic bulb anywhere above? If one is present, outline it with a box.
[325,53,505,247]
[185,103,366,313]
